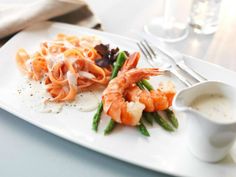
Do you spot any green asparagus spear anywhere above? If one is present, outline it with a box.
[92,102,103,131]
[137,120,150,137]
[110,52,127,79]
[153,112,174,131]
[142,112,153,125]
[141,79,154,91]
[136,81,145,89]
[165,109,178,128]
[104,117,151,136]
[104,119,116,135]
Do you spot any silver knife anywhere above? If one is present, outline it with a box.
[135,31,207,82]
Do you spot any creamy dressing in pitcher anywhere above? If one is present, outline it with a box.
[190,94,235,123]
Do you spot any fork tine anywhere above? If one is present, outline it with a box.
[137,40,193,87]
[140,41,159,66]
[137,42,154,67]
[140,41,154,59]
[143,39,176,64]
[138,42,152,59]
[137,42,148,58]
[143,40,157,58]
[142,41,160,68]
[140,41,158,67]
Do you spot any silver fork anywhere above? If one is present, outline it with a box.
[151,40,207,82]
[141,40,207,82]
[137,40,192,87]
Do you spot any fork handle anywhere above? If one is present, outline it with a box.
[169,69,192,87]
[177,61,207,82]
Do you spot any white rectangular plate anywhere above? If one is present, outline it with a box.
[0,22,235,177]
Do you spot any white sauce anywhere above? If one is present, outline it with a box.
[17,78,63,113]
[191,94,235,123]
[67,71,77,86]
[73,91,100,112]
[17,78,101,114]
[67,56,77,63]
[78,71,95,79]
[46,40,75,49]
[45,53,65,71]
[79,36,101,48]
[53,53,65,63]
[25,58,33,72]
[62,40,75,49]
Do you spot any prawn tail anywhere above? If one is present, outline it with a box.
[120,52,140,72]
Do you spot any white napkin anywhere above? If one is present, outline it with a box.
[0,0,101,39]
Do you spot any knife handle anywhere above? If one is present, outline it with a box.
[177,61,207,82]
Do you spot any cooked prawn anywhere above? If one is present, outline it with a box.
[125,81,175,112]
[118,51,176,112]
[102,68,161,126]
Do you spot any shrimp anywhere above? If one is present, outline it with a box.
[125,81,176,112]
[118,52,175,111]
[118,51,175,112]
[102,68,161,126]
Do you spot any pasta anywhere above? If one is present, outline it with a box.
[16,34,112,102]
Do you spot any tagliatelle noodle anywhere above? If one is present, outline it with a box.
[16,34,111,102]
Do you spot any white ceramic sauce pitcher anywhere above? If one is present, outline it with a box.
[173,81,236,162]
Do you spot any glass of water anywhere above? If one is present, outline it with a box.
[190,0,222,34]
[144,0,192,42]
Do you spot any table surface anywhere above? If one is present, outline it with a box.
[1,0,236,177]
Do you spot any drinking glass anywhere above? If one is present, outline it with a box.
[144,0,192,42]
[189,0,222,34]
